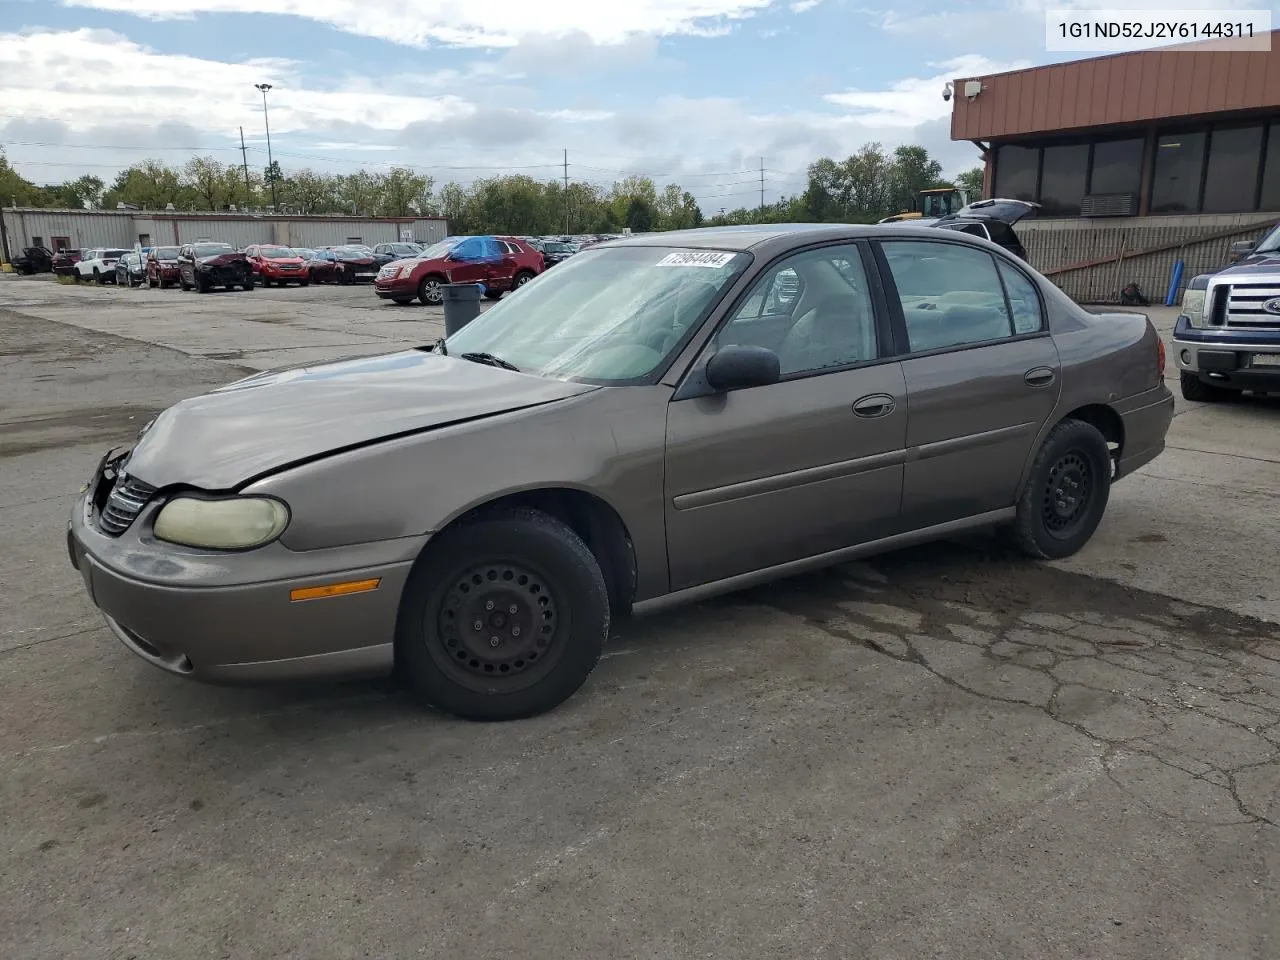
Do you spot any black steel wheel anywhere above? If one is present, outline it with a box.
[1013,418,1111,560]
[396,508,609,720]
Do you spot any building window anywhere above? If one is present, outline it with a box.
[1202,126,1263,214]
[1261,125,1280,211]
[994,145,1038,202]
[1039,143,1089,216]
[1088,137,1143,196]
[1150,131,1207,214]
[51,236,70,251]
[138,233,151,248]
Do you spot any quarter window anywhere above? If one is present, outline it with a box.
[717,243,878,377]
[881,241,1016,352]
[996,260,1043,334]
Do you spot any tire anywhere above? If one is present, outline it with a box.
[148,276,158,289]
[241,279,255,291]
[93,268,102,284]
[1180,370,1238,402]
[417,275,444,305]
[512,271,534,290]
[395,507,610,721]
[196,275,210,294]
[484,290,503,301]
[299,280,310,287]
[1013,418,1112,560]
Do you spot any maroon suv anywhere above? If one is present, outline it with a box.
[374,235,544,305]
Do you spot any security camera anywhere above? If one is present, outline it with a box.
[942,81,953,102]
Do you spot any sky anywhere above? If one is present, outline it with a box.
[0,0,1270,212]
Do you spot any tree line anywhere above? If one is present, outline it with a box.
[1,144,983,235]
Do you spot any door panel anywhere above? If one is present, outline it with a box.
[665,362,908,590]
[876,238,1061,528]
[901,338,1060,526]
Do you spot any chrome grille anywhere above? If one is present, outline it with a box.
[98,475,157,536]
[1218,283,1280,330]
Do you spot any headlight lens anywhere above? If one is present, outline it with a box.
[1182,288,1206,327]
[397,264,415,279]
[153,496,290,550]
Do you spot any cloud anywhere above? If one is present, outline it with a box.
[499,31,660,75]
[822,54,1032,127]
[790,0,821,11]
[1,25,990,212]
[55,0,777,48]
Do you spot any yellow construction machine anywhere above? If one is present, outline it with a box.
[878,186,970,223]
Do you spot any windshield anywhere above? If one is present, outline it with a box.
[444,246,749,383]
[1254,224,1280,254]
[154,246,180,259]
[193,243,234,257]
[544,242,572,254]
[419,239,460,260]
[334,246,370,257]
[261,246,295,259]
[295,248,315,258]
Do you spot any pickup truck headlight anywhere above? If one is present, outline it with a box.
[1181,289,1206,327]
[153,496,289,550]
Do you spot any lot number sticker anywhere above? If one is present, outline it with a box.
[656,250,735,268]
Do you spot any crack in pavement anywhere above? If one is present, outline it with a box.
[740,539,1280,830]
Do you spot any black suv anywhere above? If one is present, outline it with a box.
[177,241,255,293]
[12,246,54,275]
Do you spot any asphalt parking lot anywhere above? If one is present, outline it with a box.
[2,274,1278,960]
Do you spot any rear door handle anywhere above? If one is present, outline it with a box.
[852,394,896,418]
[1024,367,1055,387]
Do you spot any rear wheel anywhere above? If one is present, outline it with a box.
[1180,370,1239,402]
[1013,418,1112,560]
[396,508,609,721]
[512,271,534,290]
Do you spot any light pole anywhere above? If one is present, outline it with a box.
[255,82,277,210]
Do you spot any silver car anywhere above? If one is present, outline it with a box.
[68,224,1174,720]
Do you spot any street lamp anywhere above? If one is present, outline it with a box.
[255,82,277,209]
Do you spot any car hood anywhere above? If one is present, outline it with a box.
[1219,253,1280,276]
[124,349,599,490]
[197,253,244,266]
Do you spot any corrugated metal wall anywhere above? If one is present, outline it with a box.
[952,32,1280,140]
[1021,213,1279,303]
[3,209,449,257]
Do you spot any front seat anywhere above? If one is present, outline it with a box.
[776,294,865,374]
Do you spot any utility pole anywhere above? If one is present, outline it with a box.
[255,83,277,209]
[239,126,251,206]
[563,148,570,235]
[759,156,765,214]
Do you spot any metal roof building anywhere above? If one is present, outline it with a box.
[950,32,1280,218]
[1,209,449,260]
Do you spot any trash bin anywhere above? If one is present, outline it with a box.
[441,282,485,335]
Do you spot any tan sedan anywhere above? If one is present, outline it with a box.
[68,224,1174,720]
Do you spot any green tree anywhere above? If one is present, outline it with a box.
[625,196,654,232]
[887,144,944,216]
[183,156,228,210]
[102,161,191,210]
[0,151,51,207]
[955,166,985,202]
[47,175,104,210]
[379,166,433,217]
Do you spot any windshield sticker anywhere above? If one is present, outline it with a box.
[655,250,735,269]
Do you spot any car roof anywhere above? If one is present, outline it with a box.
[593,222,990,254]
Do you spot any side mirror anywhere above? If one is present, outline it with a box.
[705,345,781,392]
[1230,239,1256,261]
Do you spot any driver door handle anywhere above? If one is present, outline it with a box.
[852,394,896,418]
[1024,367,1055,387]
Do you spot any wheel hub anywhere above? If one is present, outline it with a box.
[1042,453,1092,534]
[438,564,557,677]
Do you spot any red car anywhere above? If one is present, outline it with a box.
[373,235,543,305]
[146,245,182,288]
[244,244,309,287]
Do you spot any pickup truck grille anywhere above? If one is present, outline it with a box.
[98,476,158,536]
[1216,283,1280,330]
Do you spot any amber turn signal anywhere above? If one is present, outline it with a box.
[289,578,381,602]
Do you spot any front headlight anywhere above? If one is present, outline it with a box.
[397,264,415,279]
[1181,288,1206,327]
[153,496,290,550]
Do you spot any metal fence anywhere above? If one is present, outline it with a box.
[1019,213,1279,305]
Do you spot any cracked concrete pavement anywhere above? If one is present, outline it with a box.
[1,276,1278,959]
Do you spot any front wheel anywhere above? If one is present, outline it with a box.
[417,276,443,305]
[1013,419,1112,560]
[93,269,102,284]
[1180,371,1239,402]
[396,508,610,721]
